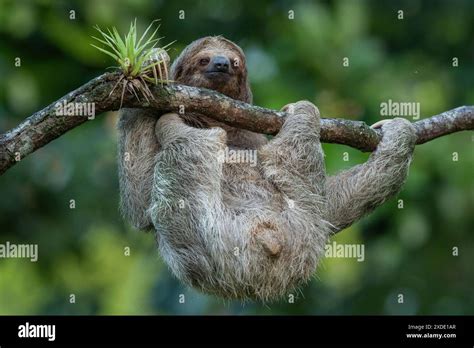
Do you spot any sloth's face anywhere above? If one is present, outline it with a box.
[173,40,250,102]
[188,48,246,100]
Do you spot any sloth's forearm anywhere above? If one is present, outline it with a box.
[117,109,160,231]
[325,156,411,233]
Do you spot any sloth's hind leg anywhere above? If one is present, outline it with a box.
[258,101,329,262]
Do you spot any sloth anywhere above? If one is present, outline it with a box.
[117,36,416,301]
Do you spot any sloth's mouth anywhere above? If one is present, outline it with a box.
[204,71,231,79]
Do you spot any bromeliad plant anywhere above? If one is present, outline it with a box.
[91,19,173,107]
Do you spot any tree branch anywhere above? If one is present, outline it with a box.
[0,71,473,175]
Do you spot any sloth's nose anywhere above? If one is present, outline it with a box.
[211,56,230,72]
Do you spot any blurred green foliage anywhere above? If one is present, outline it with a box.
[0,0,473,315]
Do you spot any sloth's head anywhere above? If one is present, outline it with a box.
[171,36,252,103]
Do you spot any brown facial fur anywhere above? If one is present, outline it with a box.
[171,36,252,103]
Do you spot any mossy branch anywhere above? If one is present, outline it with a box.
[0,71,473,175]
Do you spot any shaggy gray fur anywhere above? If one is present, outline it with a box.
[117,37,416,301]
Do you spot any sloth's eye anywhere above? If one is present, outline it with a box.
[199,58,210,66]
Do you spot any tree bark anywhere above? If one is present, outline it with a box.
[0,71,473,175]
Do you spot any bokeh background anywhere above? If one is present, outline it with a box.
[0,0,473,315]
